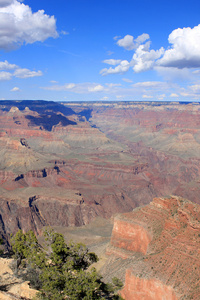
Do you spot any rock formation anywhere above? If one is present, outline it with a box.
[0,257,37,299]
[105,196,200,300]
[0,100,200,244]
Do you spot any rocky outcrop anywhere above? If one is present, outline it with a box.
[121,271,178,300]
[106,196,200,300]
[107,215,152,258]
[0,257,37,299]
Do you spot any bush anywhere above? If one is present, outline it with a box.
[11,228,123,300]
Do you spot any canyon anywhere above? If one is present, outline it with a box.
[0,100,200,240]
[0,100,200,298]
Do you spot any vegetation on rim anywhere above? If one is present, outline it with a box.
[10,229,124,300]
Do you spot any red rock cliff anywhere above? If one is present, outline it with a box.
[106,196,200,300]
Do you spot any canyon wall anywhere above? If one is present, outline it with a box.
[1,100,200,246]
[106,196,200,300]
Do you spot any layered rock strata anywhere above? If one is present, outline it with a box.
[106,196,200,300]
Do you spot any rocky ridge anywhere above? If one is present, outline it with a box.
[104,196,200,300]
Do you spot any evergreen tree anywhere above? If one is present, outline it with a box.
[11,228,124,300]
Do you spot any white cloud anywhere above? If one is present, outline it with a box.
[158,25,200,68]
[193,70,200,74]
[102,24,200,79]
[0,71,12,80]
[106,83,121,88]
[157,94,166,100]
[0,60,43,80]
[142,94,153,99]
[133,81,165,88]
[11,86,20,91]
[42,83,104,93]
[64,83,75,89]
[0,0,14,8]
[122,78,133,83]
[0,0,58,50]
[41,81,183,101]
[101,96,109,100]
[100,60,130,76]
[42,83,75,91]
[117,33,149,50]
[170,93,179,98]
[116,95,124,99]
[132,42,164,73]
[14,68,42,78]
[113,35,121,41]
[88,84,104,92]
[103,59,122,66]
[190,84,200,93]
[0,60,18,70]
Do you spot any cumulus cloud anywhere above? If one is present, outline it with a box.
[0,60,18,70]
[101,24,200,78]
[0,0,58,50]
[100,34,163,75]
[14,68,42,78]
[88,84,104,92]
[100,60,130,76]
[11,86,20,91]
[0,59,43,80]
[0,0,14,8]
[142,94,153,99]
[190,84,200,93]
[158,25,200,68]
[170,93,179,98]
[0,71,12,80]
[132,42,164,73]
[116,33,149,50]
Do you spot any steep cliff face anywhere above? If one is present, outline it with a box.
[0,192,101,240]
[121,271,178,300]
[106,196,200,300]
[108,217,152,257]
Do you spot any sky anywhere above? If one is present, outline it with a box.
[1,0,200,102]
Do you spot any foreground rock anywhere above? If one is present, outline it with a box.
[0,257,37,299]
[105,196,200,300]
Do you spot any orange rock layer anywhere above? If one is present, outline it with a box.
[108,196,200,300]
[121,270,178,300]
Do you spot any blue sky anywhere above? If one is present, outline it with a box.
[1,0,200,101]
